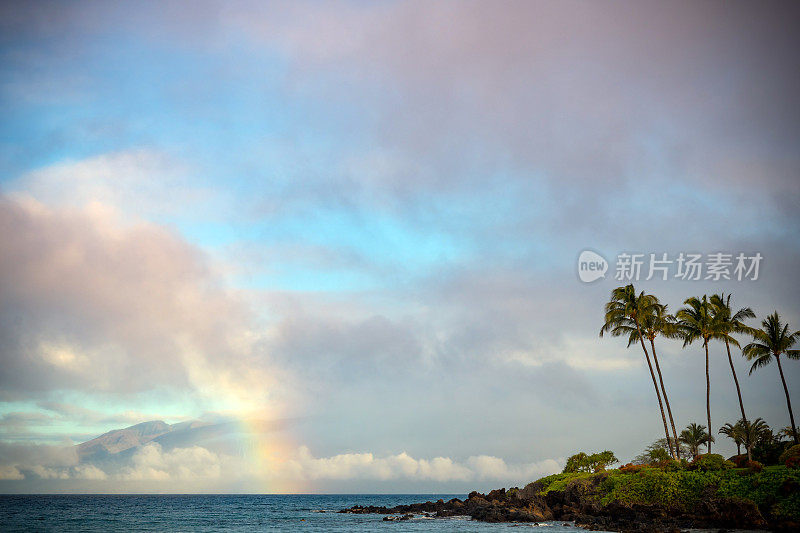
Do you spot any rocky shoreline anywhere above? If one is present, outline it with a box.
[339,475,799,532]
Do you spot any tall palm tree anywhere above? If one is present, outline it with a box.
[638,299,681,458]
[676,295,723,453]
[600,285,674,458]
[743,312,800,445]
[710,293,756,459]
[680,422,713,459]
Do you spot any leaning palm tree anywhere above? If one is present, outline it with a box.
[600,285,674,457]
[743,312,800,445]
[637,299,681,458]
[676,296,723,453]
[680,422,713,459]
[710,293,756,459]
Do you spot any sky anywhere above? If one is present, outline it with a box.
[1,0,799,493]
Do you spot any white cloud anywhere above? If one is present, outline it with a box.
[281,446,559,483]
[73,464,108,480]
[0,465,24,480]
[120,443,223,481]
[30,465,69,479]
[0,193,291,416]
[9,149,206,220]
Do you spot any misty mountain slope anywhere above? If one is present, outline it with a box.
[75,418,295,472]
[77,420,174,460]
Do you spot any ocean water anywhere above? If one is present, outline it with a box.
[0,494,597,532]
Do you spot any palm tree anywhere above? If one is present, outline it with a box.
[743,312,800,445]
[778,426,796,441]
[719,418,771,457]
[676,296,723,453]
[638,299,681,458]
[718,421,745,456]
[600,285,674,457]
[739,417,772,449]
[680,422,713,459]
[710,293,756,459]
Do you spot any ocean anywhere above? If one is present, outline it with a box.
[0,494,597,532]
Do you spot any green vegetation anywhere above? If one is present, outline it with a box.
[600,285,800,462]
[744,312,800,445]
[780,444,800,468]
[587,286,800,523]
[679,422,713,458]
[536,465,800,520]
[710,293,756,459]
[563,451,619,473]
[600,286,675,457]
[676,296,719,453]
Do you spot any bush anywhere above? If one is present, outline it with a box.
[527,466,800,520]
[690,453,734,471]
[753,440,790,465]
[730,454,748,468]
[779,444,800,468]
[563,450,619,473]
[619,463,644,473]
[660,459,689,472]
[746,460,764,472]
[648,448,670,464]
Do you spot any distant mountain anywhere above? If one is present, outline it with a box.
[77,420,176,459]
[75,417,294,469]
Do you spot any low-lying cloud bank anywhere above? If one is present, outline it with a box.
[0,440,560,490]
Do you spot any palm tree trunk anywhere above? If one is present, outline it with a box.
[636,327,674,458]
[775,354,799,445]
[704,341,712,454]
[650,338,680,459]
[725,339,750,460]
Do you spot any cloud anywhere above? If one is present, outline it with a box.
[0,465,24,480]
[8,150,205,220]
[120,443,222,481]
[1,1,799,490]
[0,192,291,418]
[0,438,560,490]
[73,464,107,480]
[281,446,560,483]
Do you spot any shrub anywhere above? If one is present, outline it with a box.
[533,472,590,494]
[753,440,790,465]
[563,450,619,473]
[648,448,670,464]
[746,460,764,473]
[779,444,800,468]
[730,454,748,468]
[527,465,800,520]
[660,459,688,472]
[690,453,734,471]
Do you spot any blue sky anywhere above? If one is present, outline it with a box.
[1,0,799,492]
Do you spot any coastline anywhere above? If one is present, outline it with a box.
[340,467,800,532]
